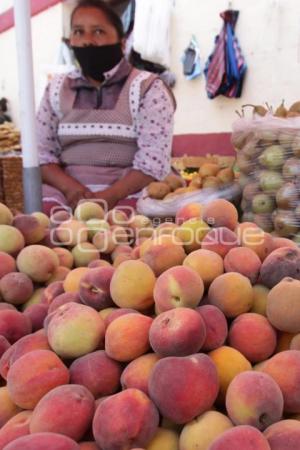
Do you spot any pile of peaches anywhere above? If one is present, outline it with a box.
[0,198,299,450]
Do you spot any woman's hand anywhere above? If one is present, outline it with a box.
[91,189,119,211]
[64,187,92,210]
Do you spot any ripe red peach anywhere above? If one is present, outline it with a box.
[0,411,32,450]
[120,353,161,396]
[69,350,122,398]
[149,307,206,357]
[208,425,271,450]
[196,305,228,352]
[6,349,70,409]
[224,247,262,284]
[105,313,152,362]
[153,266,204,313]
[93,388,159,450]
[149,354,219,424]
[12,214,47,245]
[264,419,300,450]
[0,252,16,280]
[16,245,59,283]
[267,277,300,333]
[79,267,115,310]
[203,199,239,231]
[0,272,33,305]
[225,371,284,430]
[228,313,277,363]
[0,310,31,344]
[29,384,95,442]
[3,433,80,450]
[261,350,300,413]
[201,227,238,258]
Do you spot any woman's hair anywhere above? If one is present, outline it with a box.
[71,0,124,39]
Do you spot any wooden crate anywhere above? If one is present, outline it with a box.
[0,154,23,212]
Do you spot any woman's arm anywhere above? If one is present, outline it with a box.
[92,169,154,210]
[41,163,91,208]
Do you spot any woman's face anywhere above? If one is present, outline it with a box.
[70,7,119,47]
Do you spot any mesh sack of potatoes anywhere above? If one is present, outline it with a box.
[232,101,300,242]
[136,173,241,218]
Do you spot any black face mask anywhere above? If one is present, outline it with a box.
[72,43,123,82]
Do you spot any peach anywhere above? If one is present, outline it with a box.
[153,266,204,313]
[88,259,111,268]
[79,267,115,310]
[104,307,138,327]
[48,292,80,314]
[106,208,129,227]
[31,211,50,228]
[74,201,105,221]
[0,386,22,427]
[63,267,89,293]
[146,427,179,450]
[0,310,31,344]
[179,411,233,450]
[110,260,156,311]
[209,346,252,403]
[72,242,100,267]
[0,272,33,305]
[261,350,300,413]
[45,266,70,285]
[0,411,32,450]
[128,214,153,239]
[267,277,300,332]
[154,222,178,237]
[196,305,228,352]
[52,247,74,269]
[228,313,277,363]
[224,247,261,284]
[47,302,105,359]
[175,203,203,225]
[260,247,300,288]
[30,384,95,442]
[149,307,206,357]
[56,219,88,246]
[120,353,160,396]
[111,225,130,245]
[0,303,16,311]
[0,225,25,255]
[203,199,238,231]
[0,330,50,380]
[92,229,117,254]
[141,239,186,277]
[0,203,13,225]
[50,208,73,227]
[175,219,210,253]
[21,287,45,311]
[290,334,300,350]
[70,350,122,398]
[113,253,133,267]
[12,214,46,245]
[0,336,10,359]
[208,272,253,318]
[208,425,271,450]
[105,313,152,362]
[149,353,219,424]
[41,281,64,306]
[183,249,224,287]
[251,284,269,316]
[264,419,300,450]
[3,433,80,450]
[272,236,298,250]
[225,371,283,430]
[0,252,16,280]
[7,349,69,409]
[16,245,59,283]
[24,304,48,331]
[238,224,273,261]
[93,388,159,450]
[201,227,238,258]
[111,244,132,261]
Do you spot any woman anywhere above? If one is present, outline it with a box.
[38,0,175,214]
